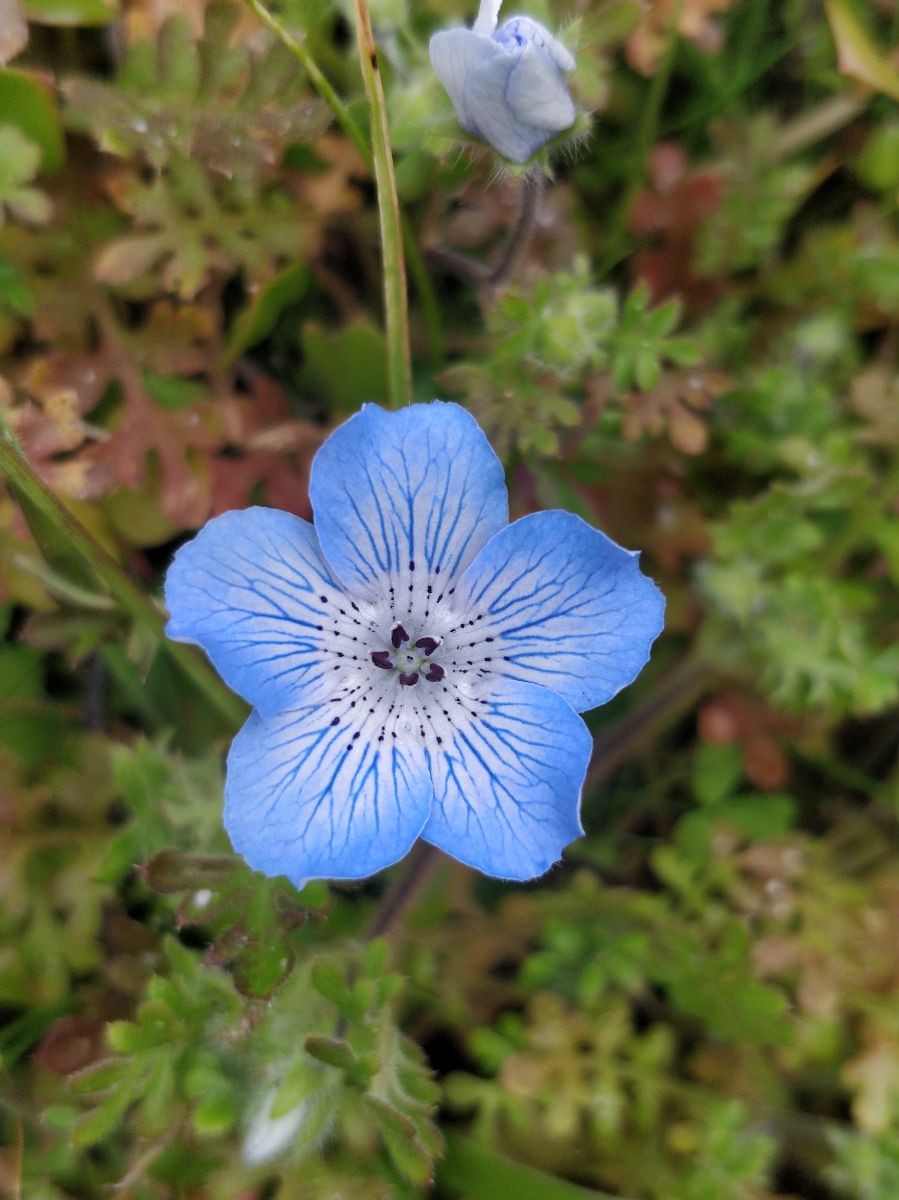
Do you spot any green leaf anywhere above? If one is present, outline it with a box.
[21,0,115,26]
[825,0,899,103]
[0,69,65,173]
[0,257,35,315]
[142,370,207,411]
[304,1035,360,1072]
[691,743,743,806]
[438,1131,625,1200]
[68,1058,130,1095]
[366,1096,434,1186]
[191,1093,239,1137]
[226,263,309,361]
[139,849,238,893]
[300,321,390,416]
[70,1091,131,1147]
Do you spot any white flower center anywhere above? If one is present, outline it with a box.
[306,575,500,751]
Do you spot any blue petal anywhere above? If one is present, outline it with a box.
[164,507,347,717]
[309,402,508,608]
[422,679,590,880]
[464,51,544,163]
[505,43,576,133]
[451,511,665,712]
[429,29,500,134]
[496,17,575,71]
[225,704,432,884]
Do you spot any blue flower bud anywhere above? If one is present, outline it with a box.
[429,0,576,164]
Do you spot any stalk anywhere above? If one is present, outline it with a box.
[353,0,413,407]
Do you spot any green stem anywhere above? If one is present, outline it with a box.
[598,0,682,277]
[244,0,437,375]
[0,424,246,728]
[353,0,413,407]
[242,0,369,162]
[437,1131,633,1200]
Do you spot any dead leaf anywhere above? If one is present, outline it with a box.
[0,0,27,65]
[627,0,735,76]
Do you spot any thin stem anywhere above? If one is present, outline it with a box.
[245,0,437,378]
[585,656,714,792]
[426,174,545,292]
[598,0,682,277]
[353,0,412,408]
[488,172,545,288]
[365,841,440,941]
[0,422,246,728]
[242,0,369,162]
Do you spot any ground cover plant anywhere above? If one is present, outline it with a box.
[1,1,899,1198]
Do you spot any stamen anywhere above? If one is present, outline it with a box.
[371,650,394,669]
[398,672,419,687]
[424,663,445,682]
[415,636,440,656]
[391,623,410,649]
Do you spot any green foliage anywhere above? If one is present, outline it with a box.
[0,125,51,227]
[443,268,701,456]
[3,1,899,1198]
[69,938,245,1146]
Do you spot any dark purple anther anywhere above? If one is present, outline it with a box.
[424,663,445,682]
[391,623,410,649]
[398,672,419,687]
[415,636,440,656]
[371,650,394,670]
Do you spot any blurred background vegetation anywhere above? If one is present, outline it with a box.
[2,0,899,1197]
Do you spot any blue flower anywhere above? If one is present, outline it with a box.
[164,402,664,884]
[429,0,576,163]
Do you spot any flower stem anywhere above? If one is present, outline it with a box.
[365,841,440,941]
[0,420,246,728]
[586,655,714,792]
[428,172,545,292]
[244,0,430,383]
[242,0,369,162]
[488,171,545,288]
[353,0,413,408]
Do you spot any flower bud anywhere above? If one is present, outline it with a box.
[429,0,576,164]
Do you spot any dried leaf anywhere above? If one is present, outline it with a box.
[0,0,28,65]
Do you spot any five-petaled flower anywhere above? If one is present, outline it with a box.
[164,402,664,883]
[429,0,577,164]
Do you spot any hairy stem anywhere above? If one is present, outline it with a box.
[488,172,545,288]
[353,0,413,408]
[427,172,546,292]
